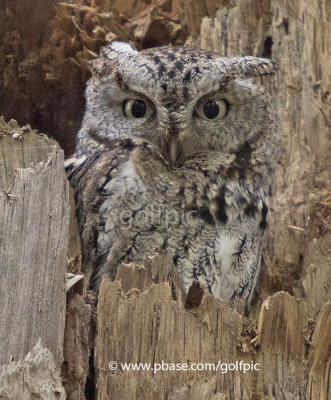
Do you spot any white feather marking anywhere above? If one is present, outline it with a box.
[215,232,236,277]
[64,155,86,169]
[212,230,241,300]
[103,160,145,192]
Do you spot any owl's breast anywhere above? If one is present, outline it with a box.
[126,151,232,234]
[99,144,267,243]
[71,143,269,295]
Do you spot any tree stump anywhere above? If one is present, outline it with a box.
[0,0,330,398]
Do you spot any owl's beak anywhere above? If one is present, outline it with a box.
[166,123,182,167]
[169,138,179,165]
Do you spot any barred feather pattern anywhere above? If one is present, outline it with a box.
[67,42,280,304]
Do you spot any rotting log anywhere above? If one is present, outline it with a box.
[0,119,330,399]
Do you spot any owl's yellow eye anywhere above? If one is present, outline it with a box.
[195,99,229,121]
[123,99,153,119]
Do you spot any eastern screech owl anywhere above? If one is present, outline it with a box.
[66,41,280,304]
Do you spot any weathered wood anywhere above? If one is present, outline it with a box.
[62,294,92,400]
[68,186,83,274]
[95,261,330,399]
[114,251,187,302]
[306,303,331,400]
[0,340,66,400]
[0,119,69,368]
[0,118,57,189]
[256,292,308,398]
[96,254,243,399]
[302,229,331,318]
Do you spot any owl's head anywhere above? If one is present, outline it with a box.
[77,41,278,170]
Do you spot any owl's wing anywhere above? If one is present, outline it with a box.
[65,144,134,284]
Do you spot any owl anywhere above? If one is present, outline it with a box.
[66,41,280,305]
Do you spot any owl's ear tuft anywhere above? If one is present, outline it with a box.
[88,41,138,75]
[236,56,278,79]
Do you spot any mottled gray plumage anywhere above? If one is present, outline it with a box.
[66,41,280,304]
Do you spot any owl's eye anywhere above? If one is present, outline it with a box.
[195,99,229,121]
[123,99,151,119]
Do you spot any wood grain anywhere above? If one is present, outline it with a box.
[0,120,69,368]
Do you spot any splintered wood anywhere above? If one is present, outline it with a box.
[0,341,66,400]
[94,254,330,399]
[0,119,69,368]
[96,253,244,399]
